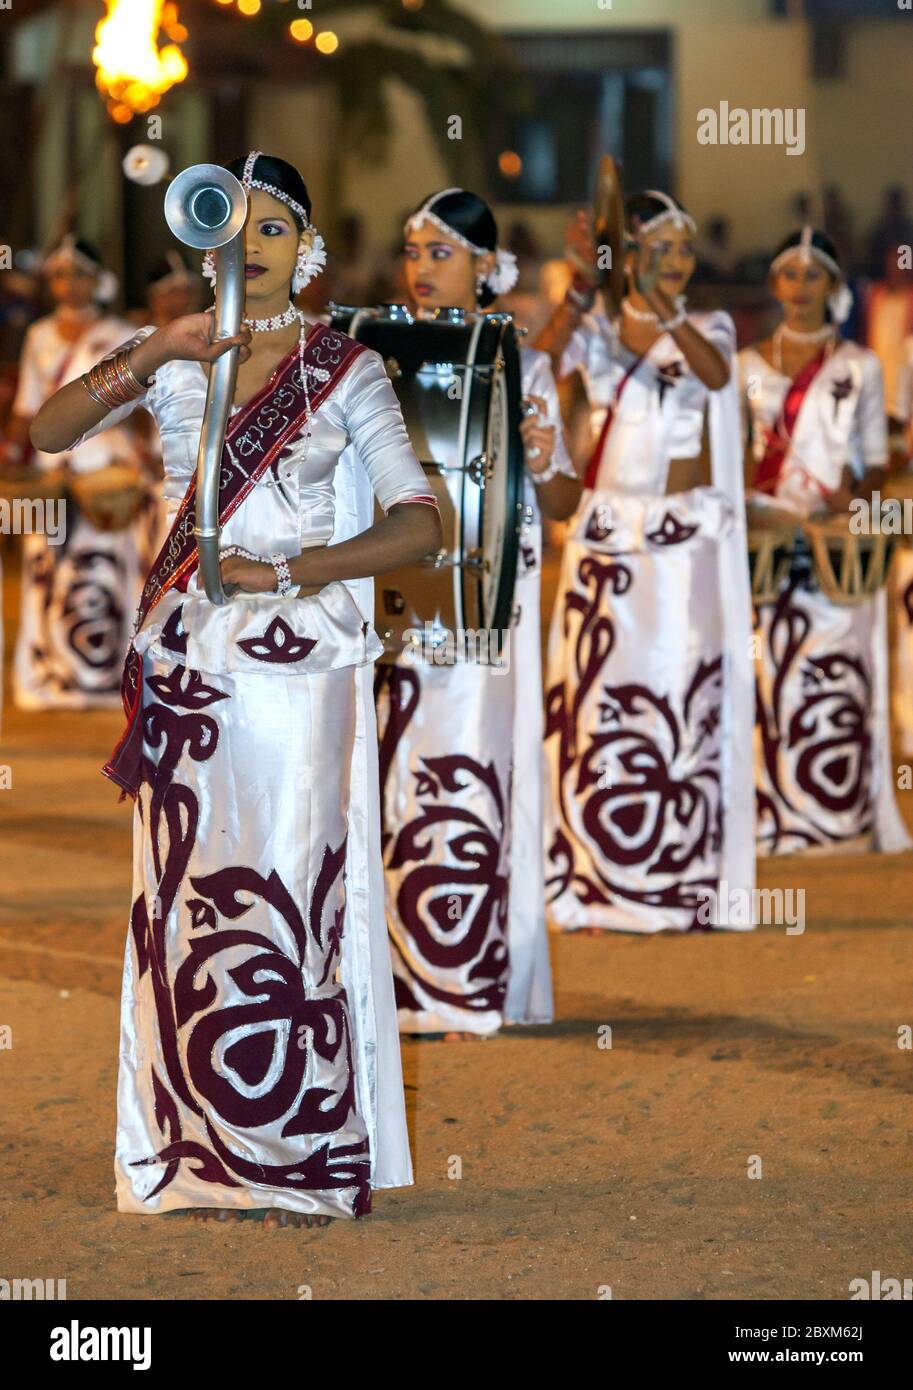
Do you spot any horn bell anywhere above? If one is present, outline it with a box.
[164,163,247,251]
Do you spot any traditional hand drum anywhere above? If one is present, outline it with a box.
[802,511,895,605]
[0,465,67,506]
[330,303,525,652]
[746,501,800,605]
[68,462,148,532]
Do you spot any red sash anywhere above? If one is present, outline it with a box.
[753,348,827,496]
[583,350,648,490]
[102,322,366,799]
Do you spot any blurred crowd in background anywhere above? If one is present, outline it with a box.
[3,179,913,438]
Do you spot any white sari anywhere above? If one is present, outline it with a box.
[740,341,910,856]
[376,344,574,1033]
[544,310,755,931]
[12,313,147,709]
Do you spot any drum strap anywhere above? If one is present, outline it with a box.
[753,348,828,496]
[101,323,367,800]
[583,350,649,489]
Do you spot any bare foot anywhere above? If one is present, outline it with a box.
[576,927,605,937]
[442,1031,494,1042]
[186,1208,244,1222]
[261,1209,332,1229]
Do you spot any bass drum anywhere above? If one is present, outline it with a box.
[330,304,525,654]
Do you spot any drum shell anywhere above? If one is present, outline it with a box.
[747,503,898,607]
[67,462,148,533]
[331,306,524,654]
[746,502,799,605]
[802,513,896,605]
[0,467,67,507]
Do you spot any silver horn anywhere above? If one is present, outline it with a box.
[164,163,248,605]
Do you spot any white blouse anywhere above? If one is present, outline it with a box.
[70,322,434,676]
[15,311,140,472]
[559,308,735,494]
[519,345,577,515]
[73,322,432,561]
[739,339,887,517]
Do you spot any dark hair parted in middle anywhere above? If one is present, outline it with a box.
[405,188,501,307]
[225,153,312,231]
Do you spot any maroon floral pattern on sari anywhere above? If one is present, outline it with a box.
[237,615,318,664]
[545,542,723,929]
[374,663,510,1018]
[21,538,129,697]
[126,660,370,1213]
[754,572,874,854]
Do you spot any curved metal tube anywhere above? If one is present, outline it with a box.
[195,232,244,604]
[163,163,247,605]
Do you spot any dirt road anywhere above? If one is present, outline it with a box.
[1,550,911,1300]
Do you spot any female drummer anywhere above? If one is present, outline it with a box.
[536,190,756,932]
[377,187,580,1039]
[1,237,148,709]
[30,152,441,1228]
[739,227,910,856]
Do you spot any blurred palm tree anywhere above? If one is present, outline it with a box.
[215,0,530,192]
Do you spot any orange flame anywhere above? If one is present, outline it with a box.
[93,0,188,117]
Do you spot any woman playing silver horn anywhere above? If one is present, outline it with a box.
[739,228,910,856]
[30,152,441,1228]
[374,188,579,1039]
[536,190,755,933]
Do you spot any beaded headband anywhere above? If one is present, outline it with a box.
[404,188,519,296]
[240,149,316,233]
[43,233,102,277]
[769,224,852,323]
[43,234,117,303]
[769,223,842,281]
[632,190,697,238]
[204,153,326,291]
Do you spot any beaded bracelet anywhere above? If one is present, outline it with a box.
[269,552,294,597]
[221,545,295,596]
[657,307,687,333]
[529,454,566,485]
[220,545,265,563]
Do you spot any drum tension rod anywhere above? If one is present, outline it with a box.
[429,549,486,571]
[413,362,495,378]
[425,454,492,487]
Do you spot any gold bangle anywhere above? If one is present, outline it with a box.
[123,348,155,391]
[81,350,149,411]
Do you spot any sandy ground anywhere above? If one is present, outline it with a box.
[1,542,912,1300]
